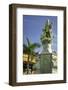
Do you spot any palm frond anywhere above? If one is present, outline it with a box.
[30,43,40,50]
[23,44,29,54]
[26,37,31,46]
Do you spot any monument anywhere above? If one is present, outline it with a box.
[40,19,53,73]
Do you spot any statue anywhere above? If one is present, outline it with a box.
[40,19,52,44]
[40,19,53,73]
[40,19,52,53]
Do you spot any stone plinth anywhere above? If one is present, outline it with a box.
[40,53,53,73]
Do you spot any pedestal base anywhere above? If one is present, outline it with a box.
[40,53,53,73]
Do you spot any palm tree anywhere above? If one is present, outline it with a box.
[23,38,40,74]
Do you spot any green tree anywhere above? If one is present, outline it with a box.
[23,38,40,74]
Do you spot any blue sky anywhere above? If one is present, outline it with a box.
[23,15,57,53]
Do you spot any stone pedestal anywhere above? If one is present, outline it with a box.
[40,43,53,73]
[40,53,52,73]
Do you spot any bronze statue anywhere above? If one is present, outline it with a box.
[40,19,52,43]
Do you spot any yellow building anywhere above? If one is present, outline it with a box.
[23,54,36,64]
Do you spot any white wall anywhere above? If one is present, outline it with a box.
[0,0,68,90]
